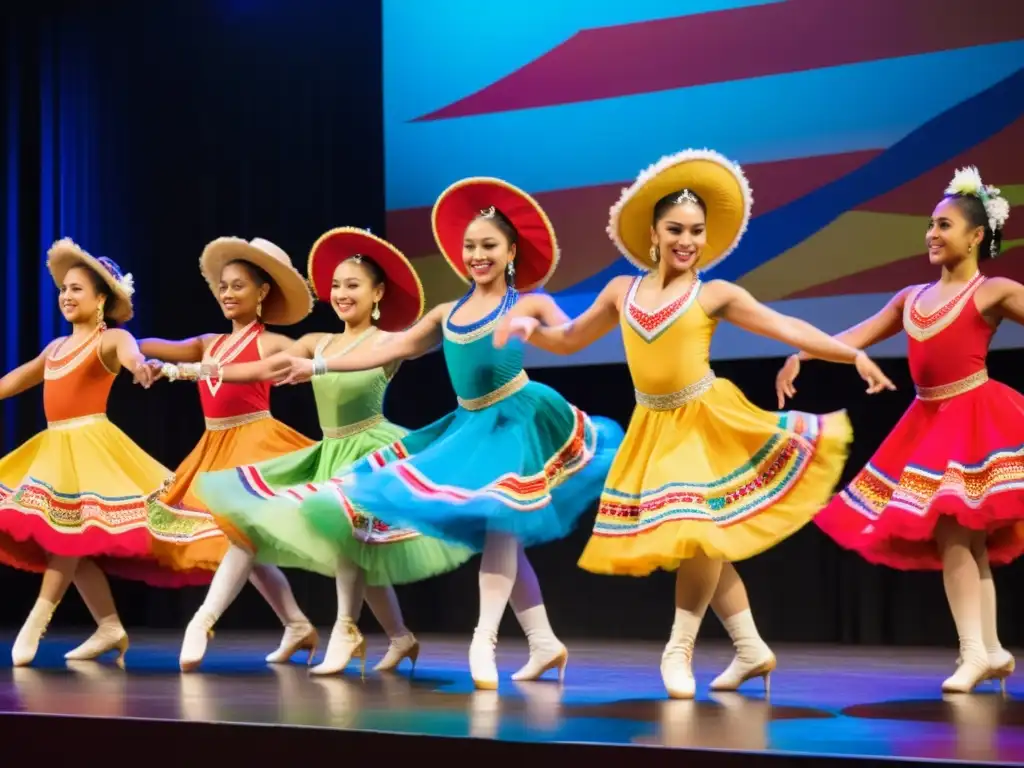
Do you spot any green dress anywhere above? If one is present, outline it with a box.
[193,332,473,581]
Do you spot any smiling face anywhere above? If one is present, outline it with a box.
[330,258,384,325]
[218,261,270,321]
[926,196,985,268]
[650,200,707,273]
[59,265,109,325]
[462,216,516,288]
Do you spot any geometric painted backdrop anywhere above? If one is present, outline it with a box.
[383,0,1024,364]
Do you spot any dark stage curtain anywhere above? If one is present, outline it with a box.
[1,2,1022,652]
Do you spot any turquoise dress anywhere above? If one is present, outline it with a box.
[301,288,624,559]
[194,332,473,584]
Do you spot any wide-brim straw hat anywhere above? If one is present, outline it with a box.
[199,237,314,326]
[46,238,136,323]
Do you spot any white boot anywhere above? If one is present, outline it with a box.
[64,616,129,668]
[265,621,319,665]
[710,609,775,694]
[310,619,366,677]
[942,638,989,693]
[510,604,567,683]
[661,608,702,699]
[12,599,57,667]
[179,609,216,673]
[469,628,499,690]
[374,632,420,672]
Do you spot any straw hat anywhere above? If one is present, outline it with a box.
[199,237,314,326]
[46,238,136,323]
[608,149,753,272]
[308,227,426,332]
[432,177,559,292]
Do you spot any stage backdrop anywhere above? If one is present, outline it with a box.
[382,0,1024,366]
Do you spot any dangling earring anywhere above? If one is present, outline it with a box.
[649,245,659,263]
[95,302,105,326]
[256,300,263,319]
[506,261,516,283]
[371,301,380,321]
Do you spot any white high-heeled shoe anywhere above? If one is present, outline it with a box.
[310,620,366,677]
[469,628,499,690]
[265,621,319,665]
[12,600,57,667]
[64,624,130,669]
[661,638,696,699]
[373,633,420,673]
[511,641,568,683]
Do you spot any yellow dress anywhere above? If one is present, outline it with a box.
[578,276,853,575]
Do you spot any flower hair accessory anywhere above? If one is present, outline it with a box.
[945,166,1011,234]
[479,206,496,218]
[96,255,135,296]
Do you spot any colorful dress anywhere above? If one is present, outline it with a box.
[579,276,853,574]
[814,273,1024,570]
[0,327,184,585]
[146,321,314,579]
[195,331,474,582]
[299,287,624,565]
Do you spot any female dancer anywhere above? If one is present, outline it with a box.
[775,166,1019,693]
[0,238,166,666]
[494,149,894,699]
[270,180,624,689]
[137,236,326,671]
[175,227,471,675]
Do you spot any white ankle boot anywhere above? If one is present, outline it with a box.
[65,622,129,668]
[179,610,216,672]
[661,638,697,699]
[511,640,568,683]
[265,621,319,665]
[374,632,420,672]
[942,639,989,693]
[311,620,366,677]
[12,599,57,667]
[469,628,499,690]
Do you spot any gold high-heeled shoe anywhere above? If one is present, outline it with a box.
[310,623,366,678]
[983,656,1015,695]
[65,630,130,669]
[179,628,214,673]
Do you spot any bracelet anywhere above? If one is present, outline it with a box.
[312,356,328,377]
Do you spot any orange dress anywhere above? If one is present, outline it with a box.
[146,321,314,581]
[0,327,185,585]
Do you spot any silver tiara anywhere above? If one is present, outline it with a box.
[674,189,699,205]
[350,255,363,264]
[479,206,496,218]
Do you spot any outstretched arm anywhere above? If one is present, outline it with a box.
[274,305,447,385]
[794,287,911,361]
[138,336,211,363]
[0,340,61,401]
[103,329,156,388]
[707,280,867,363]
[494,278,628,355]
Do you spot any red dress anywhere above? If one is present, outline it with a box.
[815,273,1024,570]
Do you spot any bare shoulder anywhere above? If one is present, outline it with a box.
[980,276,1023,295]
[371,330,398,347]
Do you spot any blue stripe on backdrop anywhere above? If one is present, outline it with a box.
[4,29,21,453]
[38,21,57,349]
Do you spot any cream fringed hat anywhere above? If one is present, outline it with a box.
[199,237,314,326]
[46,238,136,323]
[608,148,753,272]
